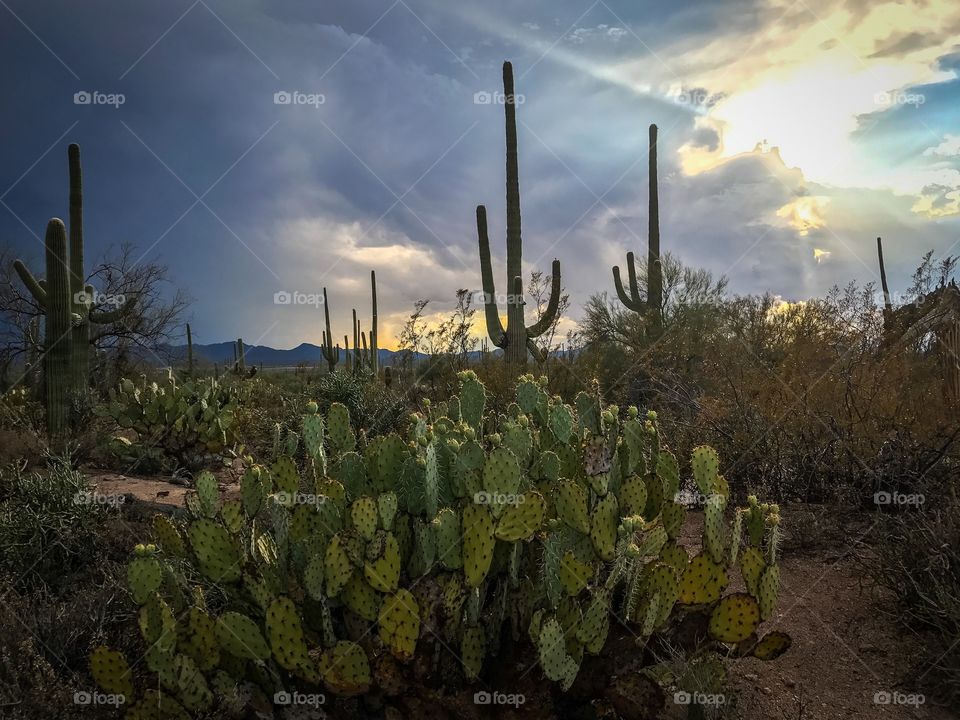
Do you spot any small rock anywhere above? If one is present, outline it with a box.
[744,672,759,681]
[762,687,772,695]
[784,678,796,688]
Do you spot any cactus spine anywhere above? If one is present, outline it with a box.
[476,61,561,365]
[612,124,663,331]
[321,287,339,372]
[12,144,134,435]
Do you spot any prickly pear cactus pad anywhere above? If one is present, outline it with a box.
[751,631,793,660]
[494,490,545,541]
[265,597,320,682]
[319,641,371,696]
[214,612,271,660]
[89,646,135,701]
[128,556,163,605]
[708,593,761,643]
[378,589,421,661]
[678,552,728,605]
[461,504,495,587]
[187,519,241,583]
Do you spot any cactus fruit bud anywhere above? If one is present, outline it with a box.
[305,400,319,414]
[628,405,638,418]
[647,410,657,420]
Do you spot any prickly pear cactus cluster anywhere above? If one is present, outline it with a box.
[104,370,238,468]
[93,373,789,717]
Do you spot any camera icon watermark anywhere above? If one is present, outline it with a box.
[474,491,525,507]
[274,690,325,707]
[274,491,326,507]
[474,690,525,707]
[74,289,127,308]
[474,90,526,105]
[873,491,924,507]
[874,690,924,706]
[874,91,925,108]
[273,90,325,108]
[674,691,725,706]
[74,691,126,706]
[74,491,126,508]
[273,290,324,307]
[73,91,125,108]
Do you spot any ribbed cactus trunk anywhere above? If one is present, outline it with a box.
[476,61,562,366]
[877,236,892,330]
[236,338,245,374]
[11,143,135,437]
[43,220,72,436]
[370,270,379,375]
[321,287,339,372]
[186,323,194,377]
[345,334,351,372]
[647,124,662,331]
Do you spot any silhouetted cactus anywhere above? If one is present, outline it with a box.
[476,62,561,365]
[12,144,135,435]
[613,124,662,330]
[185,323,194,377]
[321,287,339,372]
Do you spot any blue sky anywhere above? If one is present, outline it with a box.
[2,0,958,347]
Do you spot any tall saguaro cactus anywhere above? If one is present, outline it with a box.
[613,124,662,331]
[321,287,339,372]
[185,323,194,377]
[13,144,135,435]
[476,61,561,365]
[369,270,379,375]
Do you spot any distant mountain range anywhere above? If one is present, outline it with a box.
[158,342,504,368]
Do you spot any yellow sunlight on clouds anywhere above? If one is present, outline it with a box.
[776,196,829,235]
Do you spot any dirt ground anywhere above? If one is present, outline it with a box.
[84,472,953,720]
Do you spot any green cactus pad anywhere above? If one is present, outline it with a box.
[220,499,244,534]
[342,573,382,621]
[462,504,495,587]
[739,547,766,597]
[459,374,486,430]
[179,607,219,671]
[757,564,780,620]
[482,447,521,517]
[460,625,485,680]
[549,402,575,443]
[173,653,213,711]
[319,641,371,696]
[214,612,270,660]
[691,445,720,496]
[678,552,728,605]
[559,550,593,596]
[708,593,761,643]
[751,630,792,660]
[265,597,320,682]
[187,520,241,583]
[538,617,579,690]
[378,491,399,531]
[327,402,356,452]
[303,551,326,601]
[434,508,463,570]
[660,501,685,539]
[589,493,619,561]
[240,466,265,517]
[618,475,648,518]
[128,556,163,605]
[378,589,421,662]
[89,646,135,701]
[636,525,669,557]
[495,491,546,541]
[195,470,220,518]
[271,455,299,499]
[139,594,176,651]
[325,534,355,597]
[364,531,401,593]
[350,497,379,541]
[302,412,325,460]
[658,542,689,575]
[152,514,185,556]
[556,480,591,534]
[577,591,610,653]
[703,495,726,564]
[655,450,680,498]
[646,563,681,627]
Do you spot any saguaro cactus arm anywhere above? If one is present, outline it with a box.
[476,206,507,346]
[612,252,645,312]
[13,260,49,307]
[526,258,562,338]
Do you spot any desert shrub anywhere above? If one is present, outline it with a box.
[0,459,114,592]
[91,374,791,717]
[867,492,960,704]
